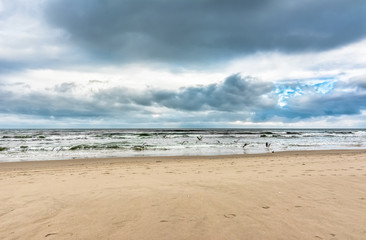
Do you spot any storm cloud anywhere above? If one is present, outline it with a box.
[255,78,366,121]
[2,74,366,127]
[93,74,276,111]
[284,80,366,118]
[0,75,276,119]
[44,0,366,64]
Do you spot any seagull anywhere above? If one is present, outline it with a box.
[197,136,203,141]
[266,142,271,148]
[181,140,189,145]
[242,143,248,148]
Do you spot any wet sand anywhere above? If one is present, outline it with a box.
[1,150,366,239]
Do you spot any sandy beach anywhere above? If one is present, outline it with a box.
[1,150,366,239]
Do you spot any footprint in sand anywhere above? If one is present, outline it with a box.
[45,233,57,237]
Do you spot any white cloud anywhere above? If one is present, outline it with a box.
[0,0,79,72]
[226,39,366,83]
[4,39,366,97]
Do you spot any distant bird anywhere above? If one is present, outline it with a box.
[141,142,147,150]
[181,140,189,145]
[132,143,147,151]
[197,136,203,141]
[233,140,239,144]
[20,147,28,152]
[242,143,248,148]
[162,134,167,138]
[217,140,221,144]
[265,142,272,152]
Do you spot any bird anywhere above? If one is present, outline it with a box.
[242,143,248,148]
[265,142,271,148]
[197,136,203,141]
[181,140,189,145]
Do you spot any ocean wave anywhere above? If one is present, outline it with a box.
[0,147,8,151]
[286,131,302,135]
[69,144,127,150]
[1,129,366,162]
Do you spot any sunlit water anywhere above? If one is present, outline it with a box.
[0,129,365,162]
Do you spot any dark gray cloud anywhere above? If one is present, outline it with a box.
[346,76,366,90]
[256,79,366,121]
[1,74,366,126]
[44,0,366,65]
[279,93,366,120]
[298,80,366,116]
[93,74,277,111]
[0,74,275,119]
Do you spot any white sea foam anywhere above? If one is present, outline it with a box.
[0,129,365,162]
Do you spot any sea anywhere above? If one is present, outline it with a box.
[0,129,365,162]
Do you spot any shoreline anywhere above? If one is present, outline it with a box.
[1,148,366,167]
[1,149,366,239]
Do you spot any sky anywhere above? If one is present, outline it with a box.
[1,0,366,128]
